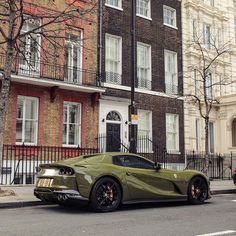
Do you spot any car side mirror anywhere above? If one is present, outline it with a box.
[154,162,161,170]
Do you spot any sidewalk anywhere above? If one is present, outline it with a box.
[209,179,236,194]
[0,180,235,209]
[0,185,45,208]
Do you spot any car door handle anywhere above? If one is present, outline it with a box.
[126,172,131,176]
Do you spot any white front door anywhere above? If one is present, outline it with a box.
[99,98,129,152]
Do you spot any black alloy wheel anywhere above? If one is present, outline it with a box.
[90,177,121,212]
[188,176,208,204]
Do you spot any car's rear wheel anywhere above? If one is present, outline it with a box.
[90,177,121,212]
[188,176,208,204]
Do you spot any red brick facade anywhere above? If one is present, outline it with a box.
[2,1,100,148]
[4,83,99,147]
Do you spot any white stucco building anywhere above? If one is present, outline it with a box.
[182,0,236,154]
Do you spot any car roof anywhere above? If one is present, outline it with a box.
[82,152,141,158]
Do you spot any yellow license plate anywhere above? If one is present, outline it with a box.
[37,178,53,188]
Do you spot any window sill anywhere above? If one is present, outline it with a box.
[105,81,122,86]
[62,145,80,148]
[163,23,178,30]
[136,14,152,21]
[16,142,37,146]
[105,3,123,11]
[137,86,151,91]
[166,150,181,155]
[137,149,154,154]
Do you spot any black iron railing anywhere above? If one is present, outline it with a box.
[96,134,185,169]
[137,78,152,90]
[0,144,98,185]
[165,83,178,95]
[0,54,100,87]
[185,151,235,180]
[105,72,122,85]
[1,143,234,185]
[96,134,129,153]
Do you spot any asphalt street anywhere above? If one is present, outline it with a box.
[0,194,235,236]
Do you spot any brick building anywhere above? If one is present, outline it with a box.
[98,0,184,164]
[0,0,104,148]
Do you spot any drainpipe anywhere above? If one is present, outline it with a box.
[129,0,137,153]
[97,0,103,86]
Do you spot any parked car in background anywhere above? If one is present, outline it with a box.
[233,167,236,185]
[34,153,211,212]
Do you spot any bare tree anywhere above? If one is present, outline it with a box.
[0,0,97,181]
[184,33,234,174]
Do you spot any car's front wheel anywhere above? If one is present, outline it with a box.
[90,177,121,212]
[188,176,208,204]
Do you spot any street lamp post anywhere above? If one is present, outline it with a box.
[129,0,137,153]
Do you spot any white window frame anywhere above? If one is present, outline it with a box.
[136,0,151,20]
[166,113,179,152]
[232,119,236,147]
[204,0,214,6]
[105,34,122,84]
[19,17,41,75]
[137,109,153,153]
[16,96,39,145]
[219,74,226,96]
[105,0,122,10]
[163,5,177,29]
[194,69,198,95]
[164,49,178,94]
[137,42,152,90]
[209,121,214,153]
[206,72,213,99]
[203,23,211,49]
[195,119,200,151]
[63,102,81,147]
[65,32,83,84]
[216,28,221,48]
[234,17,236,43]
[192,19,198,42]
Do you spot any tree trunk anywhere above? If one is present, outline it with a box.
[0,43,14,176]
[0,1,15,179]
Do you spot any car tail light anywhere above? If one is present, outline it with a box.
[59,167,75,176]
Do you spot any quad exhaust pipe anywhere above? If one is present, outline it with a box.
[63,195,68,201]
[57,194,68,201]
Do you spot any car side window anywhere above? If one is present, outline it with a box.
[112,155,124,166]
[113,155,154,169]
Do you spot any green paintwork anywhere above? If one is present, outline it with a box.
[35,153,210,203]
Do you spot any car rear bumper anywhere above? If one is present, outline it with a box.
[34,188,89,204]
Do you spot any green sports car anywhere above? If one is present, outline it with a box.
[34,152,211,212]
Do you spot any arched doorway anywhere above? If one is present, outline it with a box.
[106,111,121,152]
